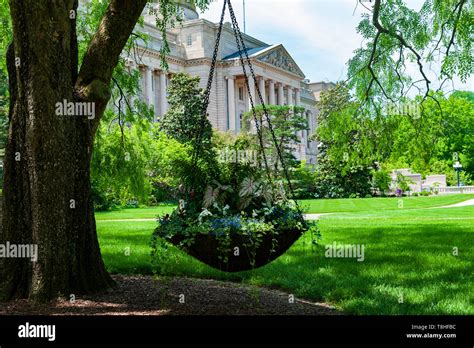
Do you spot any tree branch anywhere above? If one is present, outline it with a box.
[75,0,148,136]
[371,0,431,99]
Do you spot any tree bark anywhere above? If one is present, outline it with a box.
[1,0,147,301]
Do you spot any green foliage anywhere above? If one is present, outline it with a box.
[395,173,412,194]
[313,153,373,199]
[0,69,7,188]
[152,199,311,268]
[160,72,212,146]
[348,0,473,107]
[91,119,191,210]
[312,84,374,198]
[314,81,473,190]
[387,92,474,184]
[158,73,219,196]
[0,0,10,180]
[291,161,317,199]
[0,0,11,77]
[242,105,308,172]
[372,169,392,195]
[0,70,7,148]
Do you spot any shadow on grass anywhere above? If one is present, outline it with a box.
[98,216,474,315]
[242,222,473,315]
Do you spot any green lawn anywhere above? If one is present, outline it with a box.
[299,194,474,213]
[95,204,176,220]
[96,197,474,315]
[95,194,474,220]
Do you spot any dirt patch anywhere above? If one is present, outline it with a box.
[0,275,341,315]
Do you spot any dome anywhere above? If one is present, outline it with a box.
[177,0,197,12]
[145,1,199,25]
[177,0,199,20]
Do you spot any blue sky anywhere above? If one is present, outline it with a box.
[200,0,473,91]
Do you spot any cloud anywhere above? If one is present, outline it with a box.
[200,0,473,90]
[201,0,364,82]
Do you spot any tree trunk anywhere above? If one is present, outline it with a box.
[1,0,147,301]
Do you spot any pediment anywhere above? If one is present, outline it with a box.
[255,45,305,78]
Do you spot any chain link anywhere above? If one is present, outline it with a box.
[191,0,302,216]
[191,0,228,168]
[226,0,302,214]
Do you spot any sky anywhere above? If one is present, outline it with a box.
[199,0,473,91]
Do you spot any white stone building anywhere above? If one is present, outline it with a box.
[130,1,319,163]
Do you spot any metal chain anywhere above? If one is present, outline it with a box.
[226,1,274,189]
[191,0,228,169]
[192,0,303,217]
[226,0,302,214]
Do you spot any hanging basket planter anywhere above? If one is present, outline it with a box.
[168,228,304,272]
[152,0,317,273]
[153,203,310,272]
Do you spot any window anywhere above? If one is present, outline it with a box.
[238,87,244,101]
[186,34,192,46]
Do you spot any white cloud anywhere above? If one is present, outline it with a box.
[201,0,365,82]
[200,0,473,90]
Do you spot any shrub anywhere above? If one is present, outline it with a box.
[291,161,317,199]
[372,169,391,196]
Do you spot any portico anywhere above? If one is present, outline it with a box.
[133,2,319,163]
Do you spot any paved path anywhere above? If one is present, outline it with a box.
[437,198,474,208]
[98,198,474,223]
[98,218,157,222]
[304,213,333,220]
[99,213,332,222]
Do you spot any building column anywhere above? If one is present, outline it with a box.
[295,88,301,106]
[269,80,275,105]
[226,76,236,132]
[145,66,155,107]
[258,77,266,105]
[303,111,309,147]
[160,70,168,116]
[278,83,284,105]
[287,86,294,106]
[248,77,255,110]
[139,66,146,102]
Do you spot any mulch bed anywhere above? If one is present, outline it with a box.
[0,275,341,315]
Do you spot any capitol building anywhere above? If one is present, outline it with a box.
[130,1,327,164]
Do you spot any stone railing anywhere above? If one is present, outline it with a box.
[437,186,474,194]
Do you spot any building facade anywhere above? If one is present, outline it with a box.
[130,2,320,163]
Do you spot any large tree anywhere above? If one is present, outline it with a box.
[0,0,209,301]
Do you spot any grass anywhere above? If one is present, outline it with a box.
[95,194,474,220]
[300,194,474,213]
[95,204,175,220]
[96,197,474,315]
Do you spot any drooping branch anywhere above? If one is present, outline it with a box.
[359,0,470,106]
[370,0,431,99]
[430,0,465,58]
[443,0,466,58]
